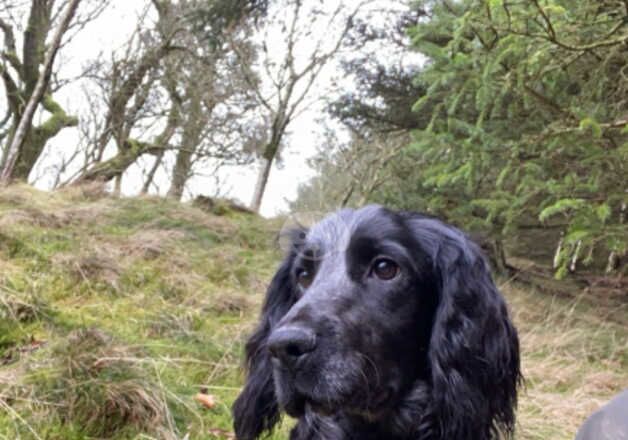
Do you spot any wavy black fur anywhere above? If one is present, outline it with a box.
[233,206,521,440]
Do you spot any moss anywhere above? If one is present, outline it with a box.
[37,95,78,135]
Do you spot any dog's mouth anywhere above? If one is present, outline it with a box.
[347,386,395,419]
[283,382,395,419]
[272,352,400,418]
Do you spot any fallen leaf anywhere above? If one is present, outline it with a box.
[195,392,216,409]
[208,428,235,439]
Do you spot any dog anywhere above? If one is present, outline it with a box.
[233,206,521,439]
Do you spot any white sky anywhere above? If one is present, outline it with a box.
[14,0,417,217]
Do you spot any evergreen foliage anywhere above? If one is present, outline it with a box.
[298,0,627,276]
[405,0,627,275]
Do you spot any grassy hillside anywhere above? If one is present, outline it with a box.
[1,185,626,439]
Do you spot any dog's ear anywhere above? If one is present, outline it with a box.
[232,252,297,440]
[409,218,521,439]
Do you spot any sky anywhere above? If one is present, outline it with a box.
[13,0,418,217]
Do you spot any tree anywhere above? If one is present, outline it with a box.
[228,0,370,213]
[0,0,103,183]
[405,0,627,275]
[330,1,427,135]
[164,2,262,200]
[292,2,428,211]
[296,0,626,276]
[72,0,263,192]
[72,1,183,186]
[291,130,409,212]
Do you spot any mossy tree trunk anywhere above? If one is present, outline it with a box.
[77,106,179,184]
[11,96,78,180]
[0,0,79,183]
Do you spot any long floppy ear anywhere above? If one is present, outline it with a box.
[232,253,296,440]
[410,218,521,439]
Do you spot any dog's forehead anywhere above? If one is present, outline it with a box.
[305,205,395,253]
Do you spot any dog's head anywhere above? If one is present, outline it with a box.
[233,206,520,439]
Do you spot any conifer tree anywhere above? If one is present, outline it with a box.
[404,0,627,276]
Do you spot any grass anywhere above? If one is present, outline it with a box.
[0,184,626,439]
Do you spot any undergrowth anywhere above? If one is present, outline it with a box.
[0,184,626,439]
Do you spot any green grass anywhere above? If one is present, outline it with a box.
[0,184,626,439]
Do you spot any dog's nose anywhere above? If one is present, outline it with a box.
[267,326,317,369]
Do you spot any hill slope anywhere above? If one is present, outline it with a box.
[0,185,626,439]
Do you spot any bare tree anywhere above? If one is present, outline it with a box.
[339,133,407,207]
[290,130,407,212]
[73,0,265,194]
[0,0,83,183]
[162,1,261,200]
[229,0,371,212]
[71,1,180,185]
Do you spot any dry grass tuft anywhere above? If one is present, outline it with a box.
[0,291,47,324]
[53,248,123,291]
[57,181,109,201]
[193,195,256,216]
[147,310,197,339]
[54,201,118,227]
[0,203,116,230]
[209,292,252,315]
[504,283,628,439]
[21,328,177,438]
[0,184,38,206]
[0,257,19,279]
[124,229,187,260]
[0,184,74,215]
[171,207,238,237]
[0,208,61,229]
[0,183,116,231]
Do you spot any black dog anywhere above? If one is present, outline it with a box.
[233,206,521,439]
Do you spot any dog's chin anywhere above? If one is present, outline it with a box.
[279,390,345,418]
[275,381,330,417]
[281,392,306,417]
[276,375,396,420]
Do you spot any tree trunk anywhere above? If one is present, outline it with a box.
[0,0,81,185]
[167,148,192,200]
[77,143,144,183]
[141,151,164,195]
[606,201,626,273]
[0,127,12,171]
[11,97,78,180]
[250,136,282,213]
[250,155,273,213]
[113,174,122,196]
[167,93,202,200]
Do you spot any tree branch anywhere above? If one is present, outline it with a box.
[1,0,81,184]
[0,16,21,73]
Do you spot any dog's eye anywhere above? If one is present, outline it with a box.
[296,269,314,289]
[371,258,399,280]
